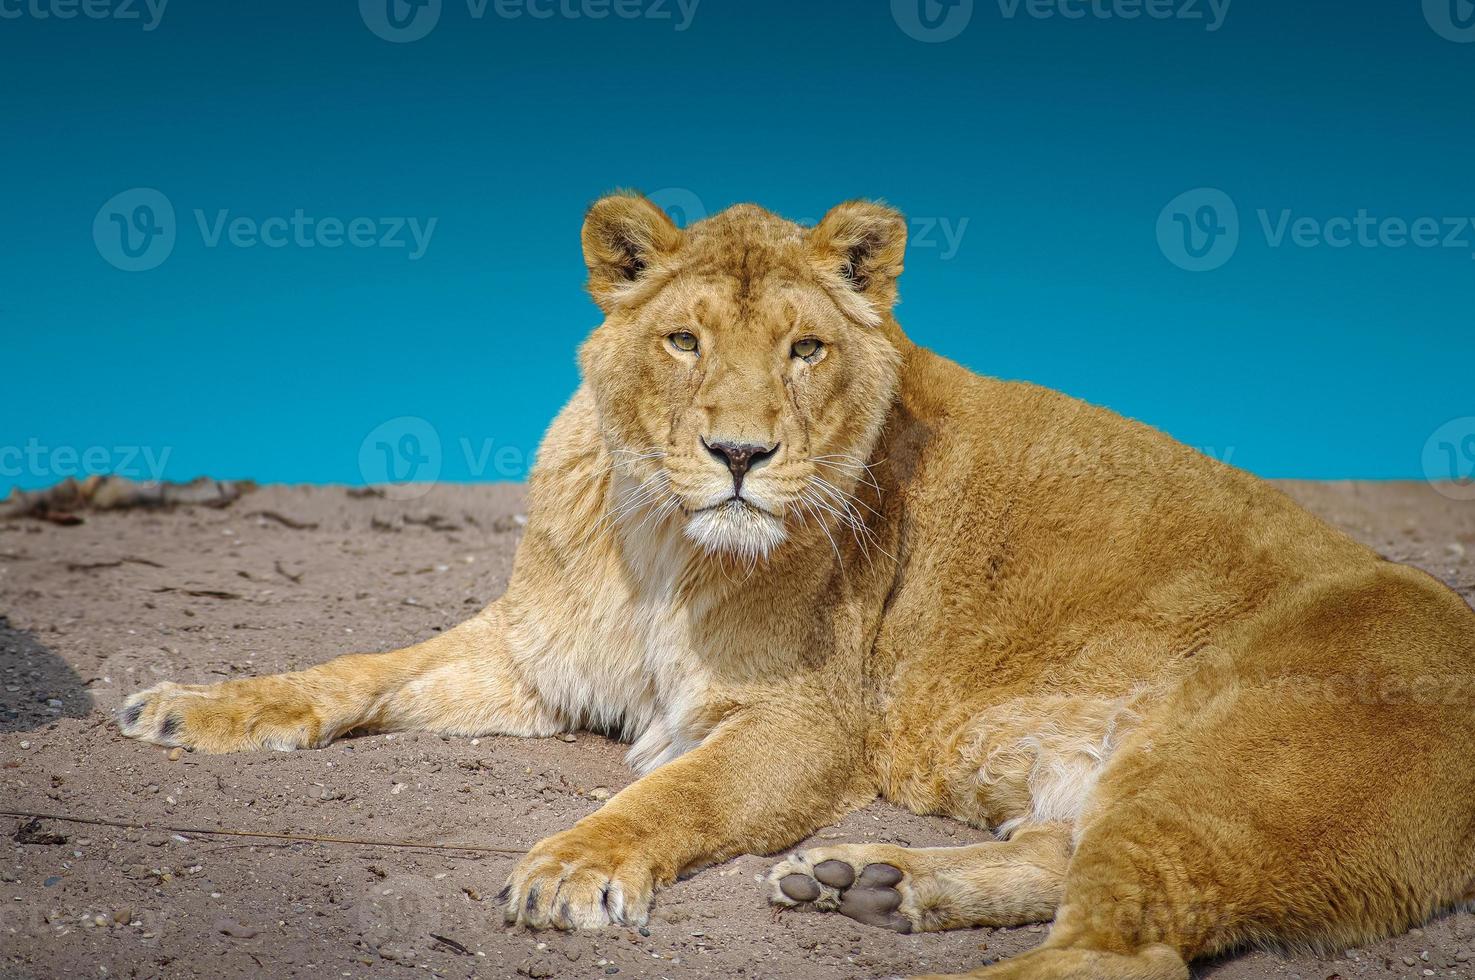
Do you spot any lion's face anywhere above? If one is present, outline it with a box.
[577,196,908,561]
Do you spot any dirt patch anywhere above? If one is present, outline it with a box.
[1,481,1473,979]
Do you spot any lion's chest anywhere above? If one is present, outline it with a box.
[522,531,714,773]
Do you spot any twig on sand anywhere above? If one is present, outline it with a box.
[430,934,473,956]
[0,809,527,857]
[403,514,461,532]
[66,556,165,572]
[247,510,320,531]
[274,560,303,584]
[151,587,242,600]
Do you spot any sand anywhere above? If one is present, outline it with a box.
[2,480,1473,979]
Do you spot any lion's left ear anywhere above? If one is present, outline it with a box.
[807,201,908,323]
[582,192,684,312]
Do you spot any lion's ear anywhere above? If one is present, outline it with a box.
[581,192,684,311]
[808,201,908,322]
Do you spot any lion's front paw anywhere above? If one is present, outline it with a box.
[117,679,324,754]
[766,844,917,933]
[501,829,654,930]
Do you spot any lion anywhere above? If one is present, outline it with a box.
[118,193,1475,979]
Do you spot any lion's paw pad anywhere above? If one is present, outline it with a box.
[767,851,913,933]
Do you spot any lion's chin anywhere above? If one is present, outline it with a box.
[683,501,788,562]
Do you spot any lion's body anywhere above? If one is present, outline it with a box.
[119,197,1475,979]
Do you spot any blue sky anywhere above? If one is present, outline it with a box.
[3,0,1473,495]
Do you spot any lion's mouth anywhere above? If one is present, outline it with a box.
[693,496,779,519]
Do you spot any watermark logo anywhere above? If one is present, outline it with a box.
[647,186,707,228]
[359,417,443,501]
[360,0,442,42]
[0,0,169,30]
[1425,0,1475,43]
[1423,418,1475,501]
[892,0,974,42]
[1156,187,1239,272]
[93,188,176,272]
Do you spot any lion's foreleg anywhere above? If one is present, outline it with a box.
[500,702,869,929]
[117,602,563,752]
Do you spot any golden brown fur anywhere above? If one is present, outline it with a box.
[118,194,1475,979]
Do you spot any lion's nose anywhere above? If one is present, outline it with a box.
[703,439,779,491]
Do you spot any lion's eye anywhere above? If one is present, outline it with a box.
[668,331,699,354]
[792,338,823,362]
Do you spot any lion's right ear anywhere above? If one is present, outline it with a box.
[581,192,684,312]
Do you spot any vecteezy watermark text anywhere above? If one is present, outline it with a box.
[643,189,971,260]
[93,188,437,271]
[360,0,699,43]
[1258,209,1475,254]
[995,0,1230,31]
[194,209,437,259]
[0,0,168,30]
[891,0,1228,42]
[0,439,172,483]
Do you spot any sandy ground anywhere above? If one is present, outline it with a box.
[2,480,1473,980]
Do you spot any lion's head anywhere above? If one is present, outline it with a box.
[577,193,907,562]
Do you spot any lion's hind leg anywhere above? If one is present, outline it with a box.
[926,573,1475,978]
[766,823,1070,933]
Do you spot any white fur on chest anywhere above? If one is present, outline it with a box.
[522,523,712,773]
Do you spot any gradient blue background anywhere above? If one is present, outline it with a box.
[3,0,1473,496]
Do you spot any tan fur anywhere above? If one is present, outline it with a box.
[118,194,1475,979]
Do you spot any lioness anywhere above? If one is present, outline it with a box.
[119,194,1475,979]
